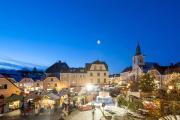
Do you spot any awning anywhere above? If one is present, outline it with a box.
[47,93,60,100]
[5,94,23,103]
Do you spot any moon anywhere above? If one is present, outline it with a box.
[97,40,101,45]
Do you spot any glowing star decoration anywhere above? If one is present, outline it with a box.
[97,40,101,45]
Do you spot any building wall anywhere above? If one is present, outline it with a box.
[43,77,61,91]
[86,64,109,85]
[60,73,86,86]
[34,80,44,91]
[60,63,109,87]
[0,78,21,97]
[18,78,35,93]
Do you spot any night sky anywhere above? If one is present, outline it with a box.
[0,0,179,73]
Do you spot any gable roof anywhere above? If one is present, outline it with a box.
[175,62,180,67]
[19,78,34,83]
[121,66,132,73]
[138,62,180,74]
[140,62,159,73]
[85,60,108,71]
[0,74,21,90]
[45,61,69,73]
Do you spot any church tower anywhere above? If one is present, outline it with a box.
[132,43,144,69]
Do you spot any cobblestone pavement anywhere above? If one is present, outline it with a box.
[0,109,63,120]
[0,109,144,120]
[66,108,103,120]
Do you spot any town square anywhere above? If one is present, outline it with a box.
[0,0,179,120]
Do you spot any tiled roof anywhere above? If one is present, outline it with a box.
[175,62,180,67]
[66,67,86,73]
[45,61,69,73]
[140,62,159,73]
[121,66,132,73]
[122,62,180,75]
[85,60,109,71]
[109,74,120,77]
[149,62,180,74]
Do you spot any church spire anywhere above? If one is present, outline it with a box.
[133,42,145,68]
[135,42,142,55]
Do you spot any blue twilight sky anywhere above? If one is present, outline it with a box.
[0,0,180,73]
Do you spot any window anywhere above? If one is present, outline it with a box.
[97,73,100,76]
[90,73,93,76]
[55,83,57,87]
[47,83,50,86]
[51,78,53,81]
[0,84,7,89]
[104,73,107,76]
[104,78,106,83]
[97,79,100,83]
[37,83,40,87]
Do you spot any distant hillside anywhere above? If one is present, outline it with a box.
[0,56,47,81]
[0,56,47,70]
